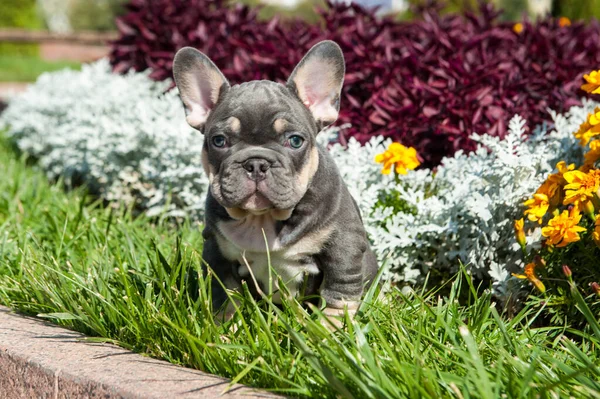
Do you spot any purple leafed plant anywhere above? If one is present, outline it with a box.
[110,0,600,166]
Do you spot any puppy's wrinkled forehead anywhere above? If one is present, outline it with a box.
[208,81,317,139]
[173,40,345,133]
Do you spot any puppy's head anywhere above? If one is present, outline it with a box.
[173,41,345,220]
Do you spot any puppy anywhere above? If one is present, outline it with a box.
[173,40,378,318]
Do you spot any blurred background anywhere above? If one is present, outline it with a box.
[1,0,599,88]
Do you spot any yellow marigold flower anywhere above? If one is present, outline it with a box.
[375,142,420,175]
[541,208,587,248]
[523,193,549,224]
[582,70,600,95]
[563,169,600,206]
[512,262,546,293]
[513,22,524,34]
[514,218,526,248]
[574,107,600,146]
[558,17,571,27]
[591,107,600,125]
[584,140,600,167]
[574,121,595,146]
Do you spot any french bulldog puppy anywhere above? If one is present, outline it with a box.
[173,40,378,318]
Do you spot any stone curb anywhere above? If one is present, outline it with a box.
[0,306,281,398]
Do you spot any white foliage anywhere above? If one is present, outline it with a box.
[1,60,208,217]
[2,61,596,291]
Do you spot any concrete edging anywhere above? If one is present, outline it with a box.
[0,306,280,398]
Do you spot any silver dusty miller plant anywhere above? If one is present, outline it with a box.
[1,60,209,217]
[1,60,596,290]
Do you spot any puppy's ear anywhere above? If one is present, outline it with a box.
[173,47,230,131]
[287,40,345,129]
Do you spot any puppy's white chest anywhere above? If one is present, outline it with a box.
[218,213,281,253]
[216,214,330,301]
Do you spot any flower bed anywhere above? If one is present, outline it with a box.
[2,60,597,295]
[109,0,600,166]
[512,77,600,326]
[333,104,593,289]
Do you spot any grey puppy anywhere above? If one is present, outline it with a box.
[173,40,378,317]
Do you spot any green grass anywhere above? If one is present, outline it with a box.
[0,137,599,398]
[0,55,80,82]
[239,0,324,23]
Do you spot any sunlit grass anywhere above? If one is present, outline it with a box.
[0,137,599,398]
[0,55,80,82]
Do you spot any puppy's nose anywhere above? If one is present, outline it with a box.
[242,158,270,181]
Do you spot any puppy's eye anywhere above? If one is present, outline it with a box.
[288,135,304,149]
[212,135,227,148]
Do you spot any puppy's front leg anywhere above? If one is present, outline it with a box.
[201,232,241,320]
[317,234,369,322]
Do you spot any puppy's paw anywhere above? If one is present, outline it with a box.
[318,302,359,331]
[214,300,239,328]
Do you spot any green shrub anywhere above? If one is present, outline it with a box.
[0,0,42,29]
[552,0,600,22]
[69,0,127,32]
[0,0,42,57]
[405,0,600,22]
[0,43,38,57]
[0,55,80,82]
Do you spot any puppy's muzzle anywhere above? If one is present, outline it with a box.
[242,157,272,181]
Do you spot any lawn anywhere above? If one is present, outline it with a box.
[0,136,598,398]
[0,55,80,82]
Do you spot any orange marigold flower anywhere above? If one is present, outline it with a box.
[541,208,587,248]
[523,193,549,224]
[375,143,420,175]
[513,22,524,34]
[536,161,574,207]
[512,261,546,293]
[582,70,600,95]
[558,17,571,27]
[563,169,600,206]
[556,161,575,175]
[574,107,600,146]
[514,218,526,248]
